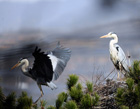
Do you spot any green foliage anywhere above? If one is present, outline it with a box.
[0,74,100,109]
[0,87,5,109]
[134,83,140,102]
[81,92,99,108]
[128,60,140,83]
[0,88,34,109]
[69,83,83,102]
[115,88,125,105]
[86,81,93,93]
[4,92,16,109]
[56,92,68,109]
[67,74,79,90]
[64,100,78,109]
[16,92,32,109]
[40,100,47,109]
[54,75,99,108]
[55,75,99,108]
[81,93,92,108]
[120,105,129,109]
[116,83,137,107]
[76,83,82,90]
[126,78,134,91]
[47,105,56,109]
[116,60,140,109]
[133,103,140,109]
[92,92,100,106]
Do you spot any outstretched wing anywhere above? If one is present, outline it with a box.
[31,47,54,83]
[48,42,71,80]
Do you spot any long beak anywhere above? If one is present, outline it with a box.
[11,63,19,70]
[100,35,109,38]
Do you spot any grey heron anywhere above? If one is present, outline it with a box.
[100,32,129,79]
[11,42,71,103]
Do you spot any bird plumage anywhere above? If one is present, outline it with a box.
[49,43,71,80]
[110,43,129,74]
[100,32,129,78]
[12,42,71,103]
[30,46,54,84]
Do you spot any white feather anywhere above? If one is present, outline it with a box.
[48,44,71,81]
[48,53,58,71]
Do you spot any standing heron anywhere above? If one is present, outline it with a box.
[11,42,71,103]
[100,32,129,79]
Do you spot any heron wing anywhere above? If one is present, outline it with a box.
[114,44,129,72]
[31,47,53,82]
[48,42,71,80]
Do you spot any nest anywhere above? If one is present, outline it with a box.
[93,79,126,109]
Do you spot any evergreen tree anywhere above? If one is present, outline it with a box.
[116,60,140,108]
[64,100,78,109]
[0,87,5,109]
[56,92,68,109]
[69,83,83,102]
[67,74,79,90]
[16,92,32,109]
[4,92,16,109]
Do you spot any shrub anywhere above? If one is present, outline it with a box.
[47,105,56,109]
[56,92,68,109]
[16,92,32,109]
[67,74,79,90]
[4,92,16,109]
[92,92,100,106]
[127,60,140,84]
[116,60,140,108]
[81,93,92,108]
[64,100,78,109]
[0,74,100,109]
[69,83,83,102]
[86,81,93,93]
[40,100,47,109]
[0,87,5,108]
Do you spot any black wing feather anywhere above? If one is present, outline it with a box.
[29,46,53,83]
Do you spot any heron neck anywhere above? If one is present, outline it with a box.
[21,59,29,74]
[110,35,118,46]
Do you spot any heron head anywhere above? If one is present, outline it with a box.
[100,32,117,38]
[11,58,25,69]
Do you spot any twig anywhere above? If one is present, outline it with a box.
[98,68,115,85]
[112,71,117,80]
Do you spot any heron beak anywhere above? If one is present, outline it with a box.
[100,35,109,38]
[11,63,19,70]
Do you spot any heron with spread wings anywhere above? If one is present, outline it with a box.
[12,43,71,103]
[100,32,129,79]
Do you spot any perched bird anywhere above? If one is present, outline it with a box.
[11,42,71,103]
[100,32,129,79]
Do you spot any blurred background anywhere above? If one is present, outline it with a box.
[0,0,140,105]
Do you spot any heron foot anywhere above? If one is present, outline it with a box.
[47,82,57,90]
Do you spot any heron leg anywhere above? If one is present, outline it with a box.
[117,72,120,80]
[34,84,44,104]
